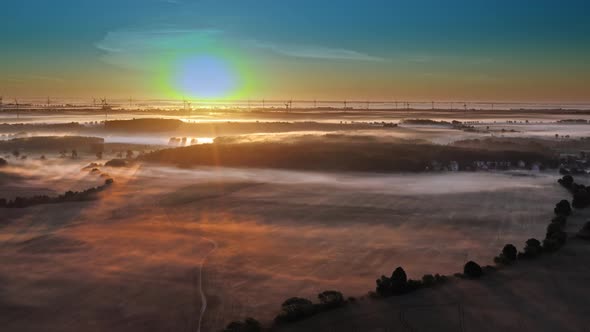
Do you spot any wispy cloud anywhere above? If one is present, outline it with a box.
[95,27,385,69]
[246,40,385,62]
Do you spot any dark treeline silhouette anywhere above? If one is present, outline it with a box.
[220,175,585,331]
[0,136,104,154]
[0,178,113,208]
[142,139,556,173]
[558,175,590,208]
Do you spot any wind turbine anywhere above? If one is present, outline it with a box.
[14,98,19,119]
[101,98,109,123]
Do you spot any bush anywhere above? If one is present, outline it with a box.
[0,157,6,167]
[223,317,261,332]
[554,200,572,216]
[463,261,483,279]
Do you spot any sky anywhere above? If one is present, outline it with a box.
[0,0,589,102]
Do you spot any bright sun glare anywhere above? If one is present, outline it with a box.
[174,55,238,99]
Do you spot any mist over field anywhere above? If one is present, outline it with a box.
[3,0,590,330]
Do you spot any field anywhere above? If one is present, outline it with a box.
[0,157,573,331]
[1,108,589,331]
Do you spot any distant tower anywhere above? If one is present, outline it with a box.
[463,103,467,111]
[313,99,317,109]
[366,101,370,111]
[46,96,51,109]
[129,97,133,109]
[343,100,347,110]
[262,99,265,109]
[431,101,434,110]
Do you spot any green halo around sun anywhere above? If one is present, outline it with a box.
[154,47,257,102]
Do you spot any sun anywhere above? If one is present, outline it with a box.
[173,55,238,100]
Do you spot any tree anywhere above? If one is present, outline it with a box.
[71,149,78,159]
[497,244,517,262]
[572,189,590,209]
[422,274,436,287]
[126,150,134,159]
[96,151,103,159]
[523,238,542,257]
[558,175,574,188]
[223,317,261,332]
[12,150,20,158]
[554,200,571,216]
[275,297,315,323]
[0,158,6,167]
[390,266,408,294]
[463,261,483,278]
[317,290,344,309]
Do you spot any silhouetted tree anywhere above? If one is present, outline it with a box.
[554,200,572,216]
[523,238,542,257]
[275,297,315,323]
[463,261,483,278]
[495,244,518,264]
[11,150,19,158]
[422,274,436,287]
[317,290,344,309]
[390,266,408,294]
[71,149,78,159]
[572,188,590,209]
[551,215,567,227]
[126,150,134,159]
[558,175,574,188]
[223,317,261,332]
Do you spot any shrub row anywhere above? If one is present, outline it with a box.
[0,178,114,208]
